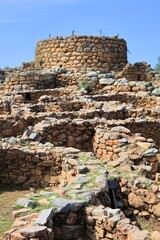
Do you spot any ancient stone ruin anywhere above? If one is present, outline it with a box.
[0,35,160,240]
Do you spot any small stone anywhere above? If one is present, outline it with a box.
[153,203,160,217]
[138,211,150,217]
[151,231,160,240]
[10,232,27,240]
[152,88,160,96]
[142,148,158,157]
[35,208,53,226]
[121,178,128,186]
[77,165,89,174]
[20,226,47,238]
[8,137,17,145]
[111,126,131,134]
[108,159,122,167]
[135,136,147,142]
[15,198,37,208]
[152,185,159,193]
[86,72,98,78]
[12,208,31,218]
[29,132,39,140]
[92,205,107,217]
[128,193,145,209]
[99,78,114,85]
[119,138,128,143]
[128,228,150,240]
[136,142,152,149]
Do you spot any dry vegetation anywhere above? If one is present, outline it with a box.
[0,186,29,238]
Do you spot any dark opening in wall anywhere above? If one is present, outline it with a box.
[137,74,141,81]
[25,92,31,101]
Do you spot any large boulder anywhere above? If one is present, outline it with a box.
[52,198,85,213]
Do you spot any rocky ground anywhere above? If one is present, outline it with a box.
[0,65,160,240]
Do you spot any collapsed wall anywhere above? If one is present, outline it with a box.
[35,35,127,73]
[116,62,154,81]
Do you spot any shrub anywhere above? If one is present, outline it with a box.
[78,80,93,93]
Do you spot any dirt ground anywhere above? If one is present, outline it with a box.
[0,185,29,238]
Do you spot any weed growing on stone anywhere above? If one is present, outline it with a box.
[14,204,25,210]
[78,152,90,163]
[78,81,93,93]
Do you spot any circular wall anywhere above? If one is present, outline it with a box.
[35,35,128,73]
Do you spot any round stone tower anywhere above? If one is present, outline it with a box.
[35,35,128,73]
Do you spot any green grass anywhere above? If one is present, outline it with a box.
[0,187,60,237]
[14,204,25,210]
[27,203,53,215]
[0,186,30,237]
[136,216,160,233]
[0,210,12,234]
[0,217,13,236]
[28,191,61,203]
[78,152,96,163]
[78,152,90,163]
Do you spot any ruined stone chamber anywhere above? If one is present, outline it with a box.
[35,35,127,73]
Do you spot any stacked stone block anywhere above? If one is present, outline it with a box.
[1,70,57,93]
[0,146,62,187]
[35,35,127,73]
[116,62,154,82]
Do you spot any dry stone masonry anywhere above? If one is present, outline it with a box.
[0,34,160,240]
[35,35,127,73]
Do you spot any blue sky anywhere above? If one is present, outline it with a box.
[0,0,159,69]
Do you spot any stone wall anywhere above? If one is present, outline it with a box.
[93,124,159,179]
[91,94,158,108]
[30,119,96,151]
[35,35,127,73]
[21,88,69,102]
[118,177,160,220]
[124,120,160,146]
[6,203,153,240]
[0,146,62,187]
[0,118,28,137]
[0,70,59,93]
[116,62,154,81]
